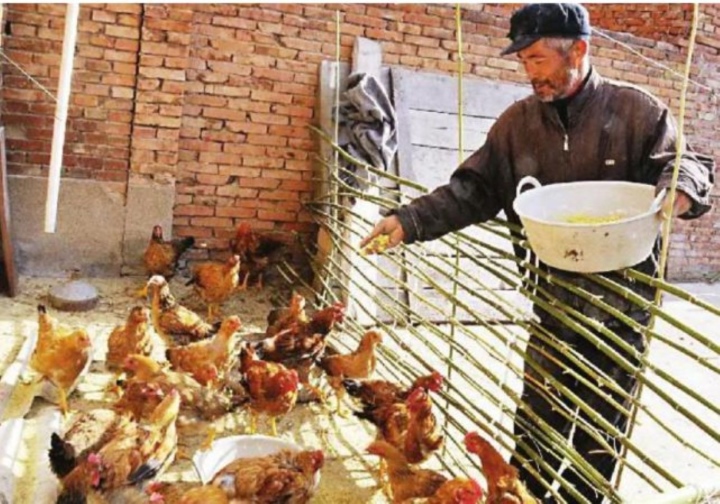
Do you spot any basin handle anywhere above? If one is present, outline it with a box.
[516,176,542,198]
[650,188,667,215]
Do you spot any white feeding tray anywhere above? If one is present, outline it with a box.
[192,435,322,487]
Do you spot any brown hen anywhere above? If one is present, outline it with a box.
[366,440,447,503]
[143,224,195,279]
[403,387,444,464]
[146,275,219,346]
[187,255,241,320]
[319,330,382,416]
[117,354,243,421]
[166,316,241,387]
[231,222,287,290]
[464,431,538,504]
[241,343,300,436]
[29,305,92,415]
[428,478,485,504]
[210,448,323,503]
[105,306,152,372]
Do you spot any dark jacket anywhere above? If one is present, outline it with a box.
[395,68,715,326]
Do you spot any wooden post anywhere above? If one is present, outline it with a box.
[0,128,19,296]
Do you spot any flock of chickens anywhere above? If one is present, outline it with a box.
[17,223,537,504]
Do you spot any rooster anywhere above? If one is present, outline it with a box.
[464,431,538,504]
[53,389,181,503]
[254,301,345,402]
[231,222,287,290]
[146,275,219,346]
[318,330,382,416]
[187,255,241,320]
[166,316,241,387]
[343,370,444,410]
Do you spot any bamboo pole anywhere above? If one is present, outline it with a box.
[616,4,700,488]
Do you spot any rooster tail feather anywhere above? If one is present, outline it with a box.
[56,489,88,504]
[353,405,377,424]
[342,379,362,397]
[49,432,77,478]
[128,459,162,484]
[174,236,195,255]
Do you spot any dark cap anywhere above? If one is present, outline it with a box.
[501,3,591,56]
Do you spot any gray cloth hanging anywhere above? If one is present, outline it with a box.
[335,72,397,202]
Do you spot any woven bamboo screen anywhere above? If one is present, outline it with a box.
[279,136,720,503]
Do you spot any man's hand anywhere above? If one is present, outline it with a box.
[360,215,406,254]
[660,189,692,220]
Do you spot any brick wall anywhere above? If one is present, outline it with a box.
[1,3,718,279]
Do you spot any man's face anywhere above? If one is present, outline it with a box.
[517,39,582,102]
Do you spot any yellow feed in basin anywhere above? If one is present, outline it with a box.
[563,211,627,225]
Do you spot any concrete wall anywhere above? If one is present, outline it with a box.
[7,176,173,277]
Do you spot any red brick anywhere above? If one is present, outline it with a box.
[175,205,215,216]
[215,207,257,218]
[257,210,296,222]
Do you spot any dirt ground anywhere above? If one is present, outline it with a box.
[0,275,392,504]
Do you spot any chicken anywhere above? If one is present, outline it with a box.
[403,387,444,464]
[464,431,538,504]
[210,448,324,503]
[166,316,241,387]
[143,481,230,504]
[54,389,181,503]
[186,254,241,320]
[49,409,123,480]
[143,224,195,279]
[29,305,93,414]
[231,222,287,290]
[118,354,243,421]
[342,370,444,410]
[355,400,409,448]
[428,478,485,504]
[319,331,382,416]
[105,306,152,372]
[146,275,220,346]
[242,344,300,436]
[366,440,447,503]
[254,301,345,401]
[265,292,308,338]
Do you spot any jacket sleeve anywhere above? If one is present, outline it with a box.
[393,126,505,244]
[641,107,715,219]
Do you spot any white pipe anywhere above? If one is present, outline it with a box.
[44,3,79,233]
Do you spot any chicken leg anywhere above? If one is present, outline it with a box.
[57,387,70,416]
[247,411,258,435]
[269,416,278,437]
